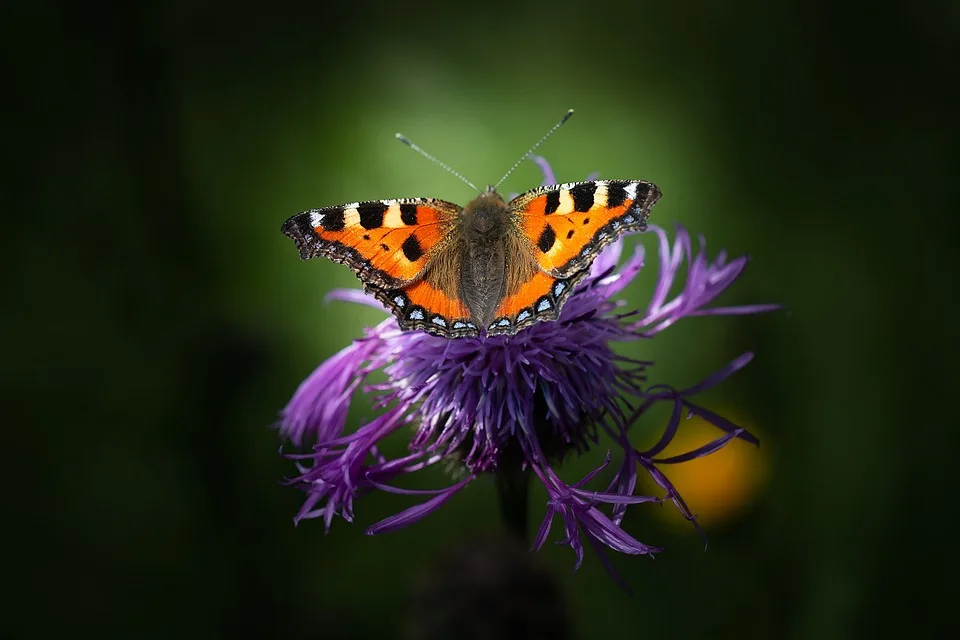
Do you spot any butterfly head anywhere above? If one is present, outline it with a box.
[462,189,509,237]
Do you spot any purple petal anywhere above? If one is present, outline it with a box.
[366,473,469,496]
[680,352,754,396]
[682,402,760,446]
[579,506,661,556]
[589,239,625,280]
[585,532,635,594]
[325,288,388,312]
[637,458,708,547]
[532,506,556,552]
[278,337,383,446]
[572,489,661,505]
[646,224,684,315]
[689,303,783,316]
[559,507,585,571]
[530,155,556,186]
[635,395,683,457]
[572,451,613,488]
[652,428,745,464]
[594,244,645,295]
[366,475,474,535]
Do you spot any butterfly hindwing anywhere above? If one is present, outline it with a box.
[510,180,661,278]
[486,270,588,335]
[281,198,460,288]
[366,279,479,338]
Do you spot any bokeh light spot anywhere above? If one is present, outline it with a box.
[641,411,771,530]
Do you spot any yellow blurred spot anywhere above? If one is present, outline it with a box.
[638,411,770,530]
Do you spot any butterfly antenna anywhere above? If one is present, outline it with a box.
[395,133,480,192]
[493,108,574,190]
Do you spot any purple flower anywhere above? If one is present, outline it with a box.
[277,157,778,576]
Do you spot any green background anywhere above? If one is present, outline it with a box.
[5,0,957,637]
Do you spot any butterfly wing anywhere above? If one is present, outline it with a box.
[282,197,479,338]
[281,198,460,289]
[483,180,660,335]
[364,279,480,338]
[509,180,661,278]
[486,270,587,335]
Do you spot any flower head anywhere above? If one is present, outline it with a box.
[278,157,778,576]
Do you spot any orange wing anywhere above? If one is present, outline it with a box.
[509,180,661,278]
[281,198,460,288]
[485,271,589,336]
[364,279,479,338]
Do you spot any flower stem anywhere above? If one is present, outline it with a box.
[495,442,531,543]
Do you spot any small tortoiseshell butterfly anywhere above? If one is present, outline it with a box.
[281,111,661,339]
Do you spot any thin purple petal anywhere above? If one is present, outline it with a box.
[530,154,556,186]
[325,288,389,312]
[365,475,474,535]
[653,428,745,464]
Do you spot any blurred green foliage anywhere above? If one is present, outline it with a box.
[4,0,958,638]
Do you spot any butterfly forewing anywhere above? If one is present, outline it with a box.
[281,198,460,289]
[509,180,661,279]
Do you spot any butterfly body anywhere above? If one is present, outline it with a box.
[282,180,661,339]
[455,189,530,330]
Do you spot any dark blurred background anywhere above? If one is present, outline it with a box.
[4,0,958,638]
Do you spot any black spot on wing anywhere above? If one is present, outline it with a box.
[606,183,628,208]
[544,191,561,215]
[380,243,390,251]
[537,224,556,253]
[566,229,574,239]
[358,202,388,230]
[400,204,418,225]
[402,235,423,262]
[320,208,345,231]
[632,182,654,204]
[570,183,597,213]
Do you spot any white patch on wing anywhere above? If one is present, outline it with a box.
[624,183,637,201]
[537,299,552,312]
[343,207,360,226]
[410,309,424,320]
[383,202,404,227]
[309,210,325,227]
[556,189,575,215]
[592,183,608,208]
[517,310,531,322]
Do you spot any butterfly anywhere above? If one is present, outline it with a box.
[281,112,661,339]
